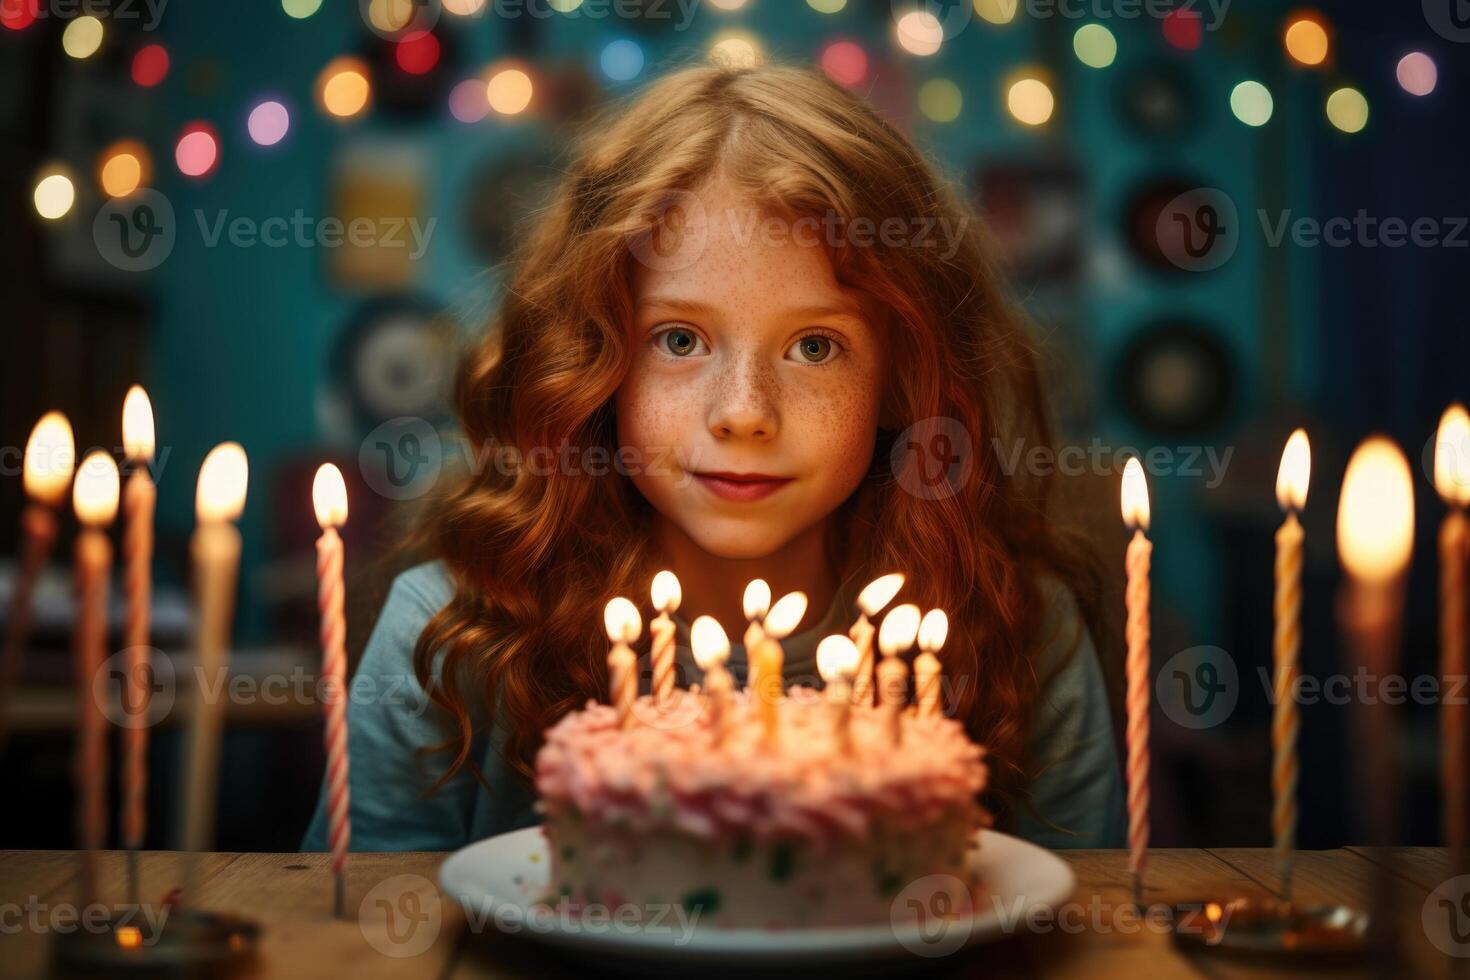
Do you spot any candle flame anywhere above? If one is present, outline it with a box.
[1434,403,1470,507]
[73,450,120,527]
[603,596,641,644]
[918,609,949,653]
[742,579,770,621]
[195,442,249,523]
[1337,436,1415,584]
[816,634,859,681]
[1120,457,1150,531]
[1275,428,1311,512]
[878,602,921,656]
[857,572,905,617]
[690,614,729,670]
[651,570,682,613]
[763,591,807,639]
[23,411,75,506]
[122,385,155,462]
[312,463,348,529]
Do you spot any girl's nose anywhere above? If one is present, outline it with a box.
[707,356,779,442]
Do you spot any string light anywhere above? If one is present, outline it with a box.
[974,0,1017,25]
[317,56,372,119]
[486,66,533,115]
[247,100,291,146]
[395,31,440,75]
[1284,14,1329,66]
[99,139,151,197]
[1073,24,1117,69]
[33,171,75,220]
[820,40,867,88]
[448,79,489,122]
[600,39,644,82]
[1396,52,1437,96]
[708,0,747,8]
[1162,9,1202,50]
[2,0,38,30]
[709,33,761,68]
[895,11,943,56]
[281,0,323,18]
[918,78,962,123]
[62,15,104,59]
[1229,80,1273,126]
[443,0,487,12]
[1006,76,1054,126]
[131,44,169,87]
[175,123,220,178]
[1325,86,1368,133]
[807,0,845,11]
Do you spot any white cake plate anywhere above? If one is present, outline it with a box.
[439,826,1074,970]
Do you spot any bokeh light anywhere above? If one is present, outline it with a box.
[486,66,533,115]
[247,100,291,146]
[600,39,644,82]
[366,0,419,34]
[1229,80,1273,126]
[895,11,943,56]
[1162,9,1201,50]
[709,33,760,68]
[1006,76,1054,126]
[974,0,1017,25]
[918,78,962,123]
[33,172,75,220]
[99,140,151,197]
[708,0,747,8]
[807,0,845,11]
[395,31,440,75]
[820,40,867,88]
[175,123,220,178]
[443,0,486,12]
[1284,15,1329,66]
[62,15,104,59]
[1396,52,1437,97]
[448,79,489,122]
[131,44,169,87]
[281,0,322,18]
[1073,24,1117,69]
[2,0,39,31]
[548,0,582,10]
[317,57,372,119]
[1325,86,1368,133]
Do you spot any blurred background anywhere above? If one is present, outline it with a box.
[0,0,1466,853]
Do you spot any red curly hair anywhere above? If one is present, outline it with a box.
[414,63,1106,826]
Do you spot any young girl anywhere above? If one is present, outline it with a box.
[304,63,1124,853]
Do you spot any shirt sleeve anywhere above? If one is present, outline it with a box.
[1014,579,1128,850]
[301,562,485,852]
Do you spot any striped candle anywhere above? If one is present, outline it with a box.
[1435,405,1470,874]
[313,464,351,918]
[603,597,642,728]
[850,573,905,708]
[120,387,156,906]
[649,571,681,705]
[1273,429,1310,902]
[1121,458,1152,905]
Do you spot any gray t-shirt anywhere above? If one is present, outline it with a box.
[303,561,1125,852]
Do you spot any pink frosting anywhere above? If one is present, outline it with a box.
[535,687,990,847]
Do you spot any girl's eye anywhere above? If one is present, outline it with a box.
[787,333,841,365]
[654,326,708,358]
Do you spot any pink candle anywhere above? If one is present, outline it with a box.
[313,463,351,918]
[73,450,120,907]
[0,413,74,753]
[1121,458,1152,905]
[120,388,156,879]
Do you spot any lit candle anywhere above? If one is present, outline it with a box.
[877,603,920,745]
[313,463,351,919]
[817,635,860,755]
[1435,405,1470,873]
[915,609,949,719]
[753,590,806,747]
[649,570,681,705]
[742,578,770,667]
[1120,457,1152,907]
[0,413,74,751]
[690,615,732,745]
[1273,429,1310,903]
[603,597,641,728]
[178,442,249,855]
[850,573,905,708]
[73,450,120,908]
[1336,437,1414,953]
[120,387,156,904]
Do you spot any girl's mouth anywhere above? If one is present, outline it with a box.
[692,471,794,502]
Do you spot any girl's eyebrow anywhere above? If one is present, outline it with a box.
[637,295,866,323]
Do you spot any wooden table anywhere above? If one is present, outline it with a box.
[1,847,1461,978]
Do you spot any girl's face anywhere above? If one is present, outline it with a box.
[616,177,885,560]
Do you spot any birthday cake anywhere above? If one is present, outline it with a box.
[533,687,990,929]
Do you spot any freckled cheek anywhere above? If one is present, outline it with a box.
[786,383,881,482]
[615,364,709,454]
